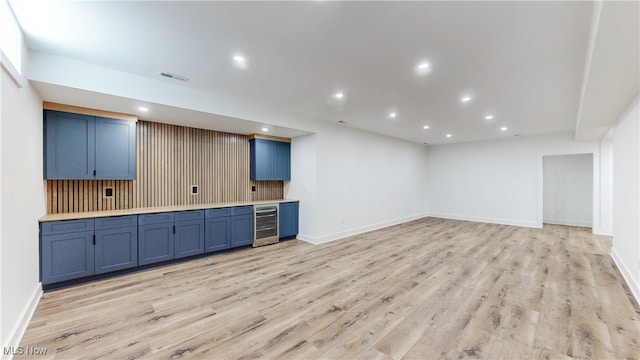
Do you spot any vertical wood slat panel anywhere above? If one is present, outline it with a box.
[46,120,285,213]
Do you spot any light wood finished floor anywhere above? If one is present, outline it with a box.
[20,218,640,359]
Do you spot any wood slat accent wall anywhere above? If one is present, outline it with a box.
[46,120,284,214]
[46,180,134,214]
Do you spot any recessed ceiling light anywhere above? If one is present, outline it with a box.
[233,54,248,69]
[138,106,148,112]
[261,127,269,132]
[485,115,494,120]
[414,61,432,76]
[334,92,344,99]
[461,96,472,103]
[500,126,508,131]
[388,112,397,119]
[446,133,452,138]
[423,125,430,130]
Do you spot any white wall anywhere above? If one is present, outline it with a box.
[287,124,429,244]
[0,67,45,350]
[425,132,600,229]
[611,97,639,303]
[598,134,614,235]
[543,154,593,227]
[284,134,318,241]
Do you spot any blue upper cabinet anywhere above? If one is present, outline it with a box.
[44,110,136,180]
[249,137,291,181]
[95,117,136,180]
[44,111,96,179]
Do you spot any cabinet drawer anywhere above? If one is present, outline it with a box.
[231,206,254,216]
[138,213,174,225]
[174,210,204,222]
[41,219,95,236]
[95,215,137,230]
[205,208,231,218]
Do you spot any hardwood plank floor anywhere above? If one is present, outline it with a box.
[20,218,640,359]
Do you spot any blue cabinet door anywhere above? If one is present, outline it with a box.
[231,214,254,247]
[250,139,291,181]
[44,110,136,180]
[95,226,138,274]
[138,223,174,265]
[205,217,231,252]
[41,231,95,284]
[279,202,299,239]
[250,139,275,180]
[275,141,291,180]
[175,219,205,258]
[44,111,95,179]
[95,117,136,180]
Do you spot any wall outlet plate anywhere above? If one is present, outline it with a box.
[191,185,199,195]
[104,187,114,198]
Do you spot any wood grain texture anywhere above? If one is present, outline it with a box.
[248,133,292,143]
[43,102,138,122]
[20,219,640,359]
[46,120,284,214]
[45,180,133,214]
[39,199,298,222]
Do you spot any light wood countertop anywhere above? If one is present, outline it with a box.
[39,199,299,222]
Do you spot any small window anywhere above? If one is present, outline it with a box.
[0,0,22,77]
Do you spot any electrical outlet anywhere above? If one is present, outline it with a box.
[251,185,256,192]
[191,185,199,195]
[104,187,113,198]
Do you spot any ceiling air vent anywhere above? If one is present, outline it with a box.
[160,72,189,82]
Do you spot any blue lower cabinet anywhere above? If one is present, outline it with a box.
[40,203,275,286]
[205,216,231,252]
[95,226,138,274]
[231,214,254,247]
[175,218,205,259]
[279,201,299,239]
[138,223,174,265]
[41,231,95,284]
[138,213,175,265]
[139,211,205,262]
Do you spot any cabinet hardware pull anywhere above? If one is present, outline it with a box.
[93,234,96,245]
[173,225,176,234]
[93,169,96,176]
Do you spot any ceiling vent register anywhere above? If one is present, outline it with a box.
[160,72,189,82]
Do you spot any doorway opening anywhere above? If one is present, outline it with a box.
[542,153,594,228]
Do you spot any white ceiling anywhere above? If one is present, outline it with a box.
[8,1,638,144]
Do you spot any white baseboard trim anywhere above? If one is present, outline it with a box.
[611,248,640,305]
[427,212,539,228]
[592,228,613,236]
[294,234,314,243]
[298,212,428,245]
[543,218,592,228]
[2,283,42,360]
